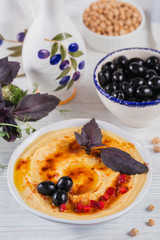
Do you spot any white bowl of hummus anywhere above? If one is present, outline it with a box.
[7,119,152,224]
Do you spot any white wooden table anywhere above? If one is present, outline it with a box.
[0,0,160,239]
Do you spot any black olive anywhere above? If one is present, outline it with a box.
[129,62,145,76]
[130,77,145,88]
[112,70,125,82]
[147,76,160,90]
[136,85,153,98]
[145,56,159,68]
[145,69,157,81]
[121,82,133,97]
[56,176,73,192]
[98,72,106,87]
[128,57,144,66]
[37,181,56,196]
[52,190,68,207]
[111,90,125,100]
[154,63,160,74]
[103,82,118,94]
[103,70,111,82]
[102,61,117,73]
[104,83,112,94]
[112,82,119,91]
[114,55,128,68]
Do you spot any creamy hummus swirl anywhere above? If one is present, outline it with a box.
[14,127,147,220]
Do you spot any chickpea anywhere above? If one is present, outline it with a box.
[153,145,160,153]
[107,13,114,20]
[111,2,117,8]
[100,22,106,30]
[148,219,155,226]
[107,25,113,32]
[97,26,102,31]
[130,228,139,236]
[112,8,119,16]
[128,25,135,32]
[120,14,126,20]
[85,21,90,27]
[113,24,119,32]
[105,3,112,10]
[91,3,98,11]
[119,20,124,26]
[126,19,132,26]
[147,204,155,211]
[152,137,160,144]
[124,25,129,30]
[99,14,105,21]
[98,8,103,14]
[106,20,112,26]
[127,9,132,17]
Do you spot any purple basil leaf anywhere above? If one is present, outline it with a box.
[0,57,20,86]
[0,108,20,142]
[5,61,20,85]
[0,57,9,82]
[100,147,149,175]
[74,118,105,152]
[74,132,87,146]
[82,118,104,146]
[13,93,60,122]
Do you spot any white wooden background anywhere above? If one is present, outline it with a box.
[0,0,160,239]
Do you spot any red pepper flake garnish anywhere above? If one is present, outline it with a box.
[118,186,128,194]
[59,204,67,212]
[97,201,105,209]
[76,203,83,213]
[118,174,126,184]
[101,193,109,201]
[83,205,90,213]
[90,200,98,208]
[106,187,116,196]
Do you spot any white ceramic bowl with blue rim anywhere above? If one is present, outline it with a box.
[7,118,151,224]
[94,48,160,128]
[81,0,145,52]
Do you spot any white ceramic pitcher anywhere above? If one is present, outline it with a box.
[23,0,86,103]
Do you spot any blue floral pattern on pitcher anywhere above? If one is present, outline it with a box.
[37,32,85,91]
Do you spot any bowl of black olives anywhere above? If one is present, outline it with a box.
[94,48,160,127]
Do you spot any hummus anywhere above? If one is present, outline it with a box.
[14,127,147,220]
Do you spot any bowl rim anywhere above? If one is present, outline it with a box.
[93,47,160,108]
[7,118,152,225]
[81,0,145,39]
